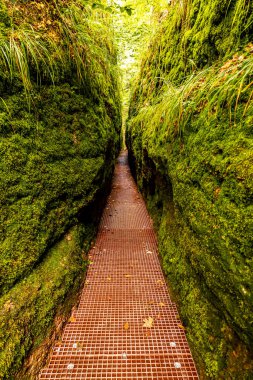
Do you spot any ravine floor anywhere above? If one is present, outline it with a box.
[39,150,199,379]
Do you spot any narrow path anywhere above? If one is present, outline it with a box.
[39,151,199,380]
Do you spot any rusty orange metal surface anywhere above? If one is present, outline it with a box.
[39,151,199,379]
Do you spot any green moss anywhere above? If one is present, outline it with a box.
[130,0,253,112]
[127,0,253,378]
[0,2,10,33]
[0,224,91,380]
[0,83,120,294]
[0,0,121,377]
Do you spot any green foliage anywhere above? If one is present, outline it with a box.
[0,225,90,380]
[0,2,10,33]
[0,0,120,98]
[113,0,168,145]
[0,83,120,295]
[130,0,253,111]
[131,50,253,139]
[0,0,121,377]
[127,0,253,378]
[92,1,133,15]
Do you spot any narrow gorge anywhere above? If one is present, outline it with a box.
[0,0,252,379]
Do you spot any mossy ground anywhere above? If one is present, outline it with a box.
[127,0,253,378]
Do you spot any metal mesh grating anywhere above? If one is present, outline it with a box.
[39,151,199,380]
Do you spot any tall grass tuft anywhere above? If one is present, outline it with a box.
[0,0,118,97]
[131,51,253,139]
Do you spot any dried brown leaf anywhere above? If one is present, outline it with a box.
[143,316,154,328]
[124,322,130,331]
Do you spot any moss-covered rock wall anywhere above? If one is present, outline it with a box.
[0,1,121,378]
[127,0,253,378]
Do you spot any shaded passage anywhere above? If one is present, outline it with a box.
[39,151,198,379]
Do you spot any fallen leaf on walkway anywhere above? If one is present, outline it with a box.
[147,300,154,305]
[85,280,90,285]
[125,274,132,278]
[145,330,151,337]
[159,302,165,307]
[68,316,76,323]
[178,324,186,330]
[73,342,83,350]
[143,316,154,328]
[107,276,111,281]
[156,280,164,287]
[146,250,152,254]
[156,314,161,320]
[124,322,130,330]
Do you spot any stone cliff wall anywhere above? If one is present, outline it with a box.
[0,1,121,378]
[127,0,253,378]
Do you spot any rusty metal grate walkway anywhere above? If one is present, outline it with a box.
[39,151,199,380]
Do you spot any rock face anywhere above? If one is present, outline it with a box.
[0,1,121,378]
[127,1,253,378]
